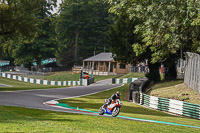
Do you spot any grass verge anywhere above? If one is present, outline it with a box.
[44,71,80,81]
[149,80,200,105]
[0,104,199,132]
[119,73,145,78]
[44,71,118,82]
[26,71,145,83]
[58,84,200,132]
[0,77,63,91]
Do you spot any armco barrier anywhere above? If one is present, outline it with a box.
[112,78,138,84]
[140,93,200,119]
[0,72,89,86]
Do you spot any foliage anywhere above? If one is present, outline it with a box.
[108,11,142,65]
[108,1,161,82]
[56,0,110,66]
[0,0,42,38]
[0,0,58,70]
[108,0,200,80]
[110,0,200,61]
[0,0,48,62]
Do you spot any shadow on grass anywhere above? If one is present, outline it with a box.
[0,105,82,124]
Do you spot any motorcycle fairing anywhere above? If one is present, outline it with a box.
[105,108,112,114]
[108,104,115,109]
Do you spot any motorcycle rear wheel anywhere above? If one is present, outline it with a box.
[112,107,120,117]
[99,107,104,115]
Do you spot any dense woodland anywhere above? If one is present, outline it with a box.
[1,0,200,82]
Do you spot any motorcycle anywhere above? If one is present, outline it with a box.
[99,99,122,117]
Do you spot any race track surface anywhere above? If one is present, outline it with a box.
[0,79,121,115]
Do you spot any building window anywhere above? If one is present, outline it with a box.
[84,62,87,68]
[114,63,116,68]
[120,64,126,69]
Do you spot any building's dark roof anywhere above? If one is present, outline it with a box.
[83,52,114,62]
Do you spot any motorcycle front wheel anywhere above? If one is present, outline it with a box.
[99,107,104,115]
[112,107,120,117]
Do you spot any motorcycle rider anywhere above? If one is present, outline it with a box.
[103,91,121,109]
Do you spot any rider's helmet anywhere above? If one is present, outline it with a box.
[116,91,121,97]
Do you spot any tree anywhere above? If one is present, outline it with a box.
[109,11,141,65]
[15,18,57,70]
[1,0,58,70]
[57,0,89,64]
[108,0,161,82]
[56,0,110,67]
[132,0,200,80]
[0,0,46,64]
[108,0,200,81]
[0,0,46,39]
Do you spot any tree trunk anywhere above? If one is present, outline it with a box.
[74,29,79,64]
[36,57,42,71]
[146,61,161,82]
[164,61,177,80]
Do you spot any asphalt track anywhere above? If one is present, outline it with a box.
[0,79,121,115]
[0,79,200,129]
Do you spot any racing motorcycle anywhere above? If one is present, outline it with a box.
[99,99,122,117]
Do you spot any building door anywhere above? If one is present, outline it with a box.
[110,63,114,72]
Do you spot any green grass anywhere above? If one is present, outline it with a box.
[0,104,199,133]
[149,80,200,104]
[0,77,62,91]
[151,80,184,90]
[44,72,147,82]
[0,79,199,132]
[44,72,145,82]
[119,73,145,78]
[44,71,117,82]
[58,84,200,132]
[44,71,80,81]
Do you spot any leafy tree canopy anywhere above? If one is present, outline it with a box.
[0,0,58,70]
[108,0,200,80]
[56,0,111,68]
[109,0,200,63]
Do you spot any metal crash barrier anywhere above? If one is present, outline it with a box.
[140,93,200,120]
